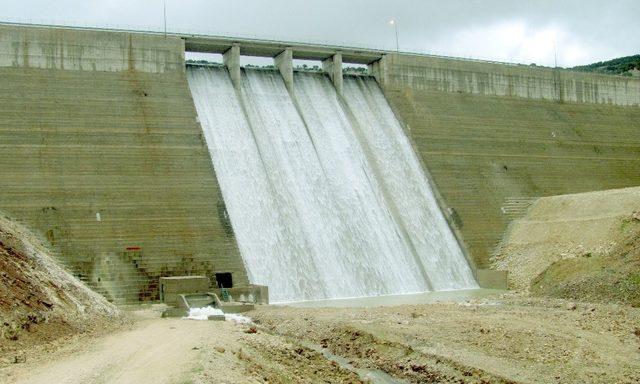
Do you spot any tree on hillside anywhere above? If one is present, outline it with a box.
[571,55,640,76]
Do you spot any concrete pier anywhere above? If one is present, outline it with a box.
[274,48,293,91]
[223,43,241,88]
[367,56,386,86]
[322,52,343,94]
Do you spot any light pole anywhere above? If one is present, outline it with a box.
[389,19,399,52]
[553,42,558,68]
[163,0,167,38]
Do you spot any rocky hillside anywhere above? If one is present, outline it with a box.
[492,187,640,306]
[0,212,121,360]
[531,217,640,306]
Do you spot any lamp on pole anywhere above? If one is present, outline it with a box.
[389,19,399,52]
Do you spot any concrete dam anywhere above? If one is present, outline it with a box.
[1,23,639,303]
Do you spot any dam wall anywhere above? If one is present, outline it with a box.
[0,24,183,72]
[374,54,640,267]
[0,24,248,302]
[2,22,640,300]
[372,54,640,106]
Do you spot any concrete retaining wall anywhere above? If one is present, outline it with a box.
[0,24,183,73]
[378,53,640,268]
[0,25,248,303]
[374,54,640,107]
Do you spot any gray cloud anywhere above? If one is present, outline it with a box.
[2,0,638,66]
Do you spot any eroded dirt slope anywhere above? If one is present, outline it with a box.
[531,219,640,306]
[492,186,640,306]
[0,212,122,362]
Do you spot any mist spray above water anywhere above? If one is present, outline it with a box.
[187,65,477,303]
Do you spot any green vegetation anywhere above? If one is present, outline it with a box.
[343,66,368,74]
[185,60,370,75]
[294,64,320,71]
[185,59,221,66]
[571,55,640,76]
[246,64,276,69]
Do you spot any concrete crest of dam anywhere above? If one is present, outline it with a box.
[0,23,639,303]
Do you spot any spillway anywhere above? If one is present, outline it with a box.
[187,65,477,302]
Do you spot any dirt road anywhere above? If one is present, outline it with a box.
[1,307,363,384]
[4,316,207,384]
[2,295,639,384]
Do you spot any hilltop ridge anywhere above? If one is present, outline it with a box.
[571,54,640,76]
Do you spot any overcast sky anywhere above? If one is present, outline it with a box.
[2,0,638,67]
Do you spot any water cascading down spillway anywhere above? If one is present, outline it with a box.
[187,65,477,303]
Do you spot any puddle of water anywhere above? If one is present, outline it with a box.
[303,342,408,384]
[278,288,505,308]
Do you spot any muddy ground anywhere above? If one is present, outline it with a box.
[253,294,640,384]
[2,293,639,384]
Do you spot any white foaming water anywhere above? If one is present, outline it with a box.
[341,75,477,290]
[292,72,434,293]
[187,66,477,303]
[187,66,318,302]
[184,306,223,320]
[183,306,252,323]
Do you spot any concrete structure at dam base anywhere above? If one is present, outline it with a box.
[1,23,638,302]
